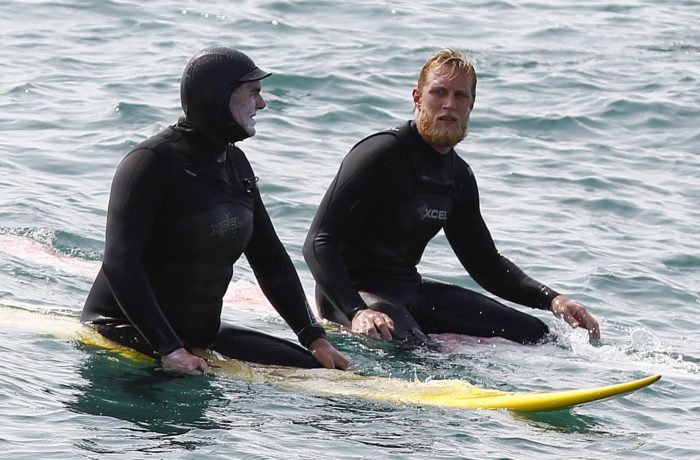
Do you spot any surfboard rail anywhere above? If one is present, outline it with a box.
[1,304,662,412]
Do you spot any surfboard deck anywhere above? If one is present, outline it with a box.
[0,304,661,412]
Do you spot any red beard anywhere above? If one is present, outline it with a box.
[416,109,469,151]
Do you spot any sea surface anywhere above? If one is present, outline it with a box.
[1,1,699,458]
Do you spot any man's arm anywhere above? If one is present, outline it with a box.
[244,185,349,369]
[303,135,400,317]
[245,186,325,345]
[445,161,600,337]
[101,148,185,355]
[444,162,557,308]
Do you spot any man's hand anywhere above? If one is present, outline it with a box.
[308,338,350,370]
[351,309,394,340]
[550,295,601,340]
[161,347,210,375]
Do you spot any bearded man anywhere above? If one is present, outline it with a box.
[303,49,599,348]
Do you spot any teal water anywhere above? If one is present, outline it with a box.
[1,0,699,458]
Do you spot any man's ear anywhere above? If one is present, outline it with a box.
[412,87,421,110]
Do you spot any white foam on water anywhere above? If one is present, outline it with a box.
[0,234,99,279]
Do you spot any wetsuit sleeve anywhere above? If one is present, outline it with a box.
[244,183,326,348]
[304,135,400,317]
[444,162,559,310]
[101,149,185,355]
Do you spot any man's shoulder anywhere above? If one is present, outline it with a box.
[355,126,406,149]
[131,125,178,150]
[349,121,413,159]
[118,126,187,175]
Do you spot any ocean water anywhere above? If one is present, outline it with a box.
[1,0,699,458]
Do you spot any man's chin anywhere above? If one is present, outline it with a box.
[427,130,466,149]
[417,113,468,149]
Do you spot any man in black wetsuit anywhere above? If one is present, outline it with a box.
[82,47,348,374]
[304,49,600,347]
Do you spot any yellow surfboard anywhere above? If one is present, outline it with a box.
[1,304,661,412]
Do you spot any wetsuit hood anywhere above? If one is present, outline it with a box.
[180,47,271,145]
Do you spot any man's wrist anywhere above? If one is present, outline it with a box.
[298,324,326,348]
[537,285,560,311]
[349,305,367,319]
[157,341,186,358]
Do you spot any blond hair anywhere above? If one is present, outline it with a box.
[416,48,477,96]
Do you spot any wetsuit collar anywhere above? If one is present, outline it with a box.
[176,117,230,161]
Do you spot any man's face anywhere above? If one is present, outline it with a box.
[229,80,266,137]
[413,67,475,152]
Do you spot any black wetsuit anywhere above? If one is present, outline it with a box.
[304,120,557,346]
[82,121,325,367]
